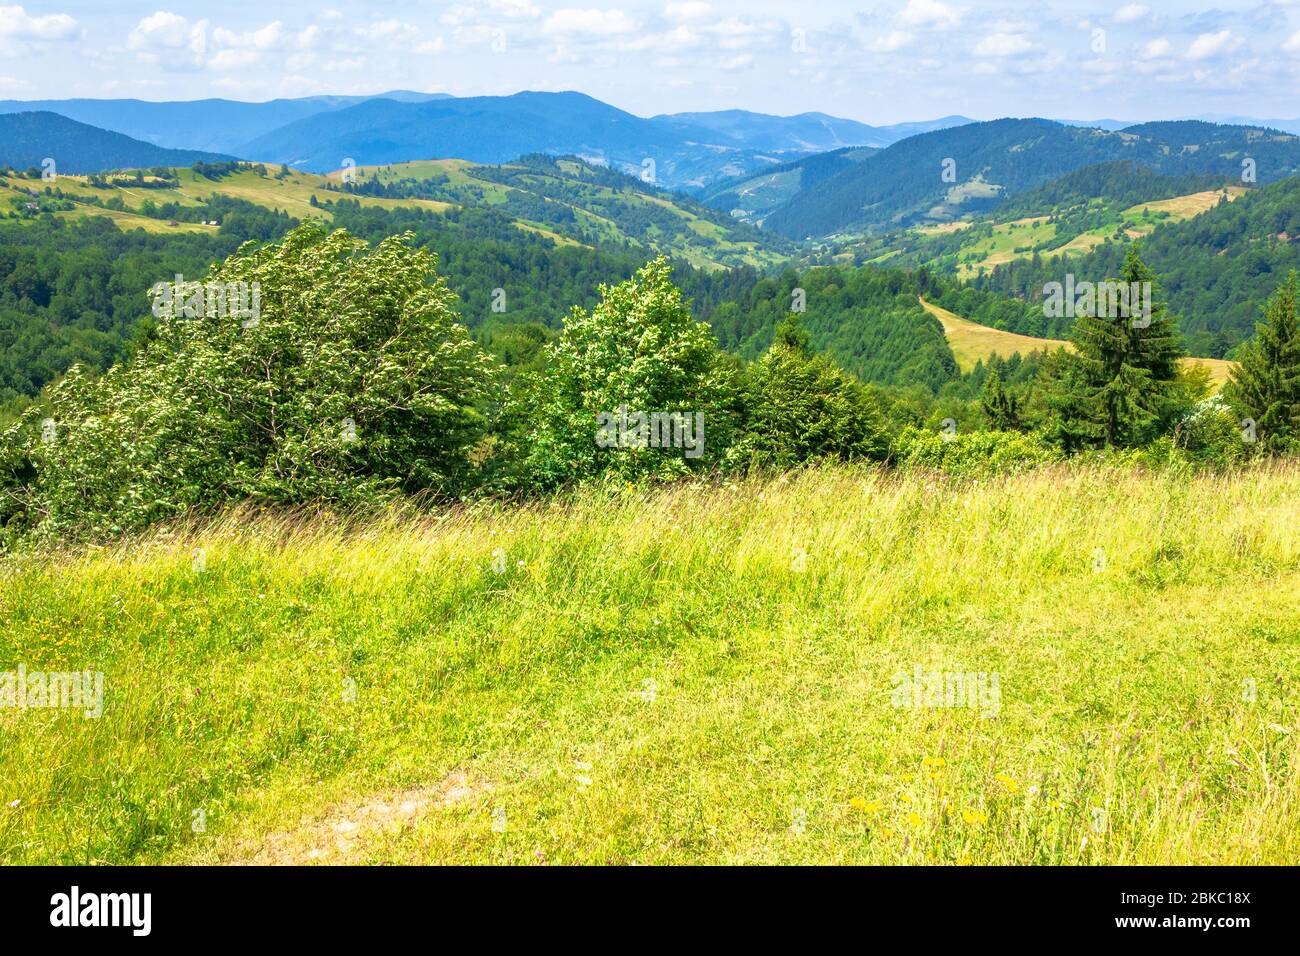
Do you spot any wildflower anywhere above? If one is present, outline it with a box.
[962,807,988,827]
[907,810,924,827]
[849,797,883,814]
[923,756,946,768]
[995,773,1021,795]
[957,854,973,866]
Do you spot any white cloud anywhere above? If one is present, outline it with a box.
[1284,29,1300,53]
[484,0,541,19]
[128,11,206,53]
[974,32,1034,57]
[416,37,447,54]
[717,52,752,70]
[213,21,282,51]
[1139,37,1171,59]
[357,19,422,45]
[869,30,913,53]
[897,0,963,29]
[1113,4,1150,23]
[543,8,640,36]
[0,4,76,40]
[0,73,31,91]
[1186,29,1243,61]
[665,1,711,21]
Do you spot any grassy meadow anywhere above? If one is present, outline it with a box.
[2,462,1298,865]
[918,296,1236,385]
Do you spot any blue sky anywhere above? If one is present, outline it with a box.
[2,1,1300,123]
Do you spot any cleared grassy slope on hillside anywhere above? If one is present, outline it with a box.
[3,464,1297,864]
[919,297,1235,385]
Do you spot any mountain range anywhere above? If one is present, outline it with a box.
[0,111,232,175]
[756,118,1300,239]
[0,91,967,190]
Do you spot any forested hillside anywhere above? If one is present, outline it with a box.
[760,118,1300,238]
[0,112,233,174]
[967,175,1300,356]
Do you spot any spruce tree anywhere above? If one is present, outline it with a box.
[1064,247,1184,447]
[980,365,1022,431]
[1223,270,1300,453]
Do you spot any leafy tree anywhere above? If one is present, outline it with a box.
[730,313,889,467]
[1,224,496,543]
[503,256,738,489]
[1223,270,1300,453]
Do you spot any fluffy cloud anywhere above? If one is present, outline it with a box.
[127,11,207,53]
[1139,37,1171,59]
[1113,4,1150,24]
[1186,29,1243,61]
[0,4,77,41]
[897,0,963,29]
[213,21,283,50]
[357,19,423,45]
[665,2,712,22]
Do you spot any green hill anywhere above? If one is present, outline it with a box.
[762,119,1300,239]
[0,111,233,175]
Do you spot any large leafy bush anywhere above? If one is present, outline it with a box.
[503,257,739,489]
[1,224,495,543]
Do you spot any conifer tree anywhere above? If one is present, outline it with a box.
[980,366,1022,431]
[1060,247,1185,447]
[1223,270,1300,453]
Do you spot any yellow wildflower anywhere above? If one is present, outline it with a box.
[849,797,883,814]
[962,807,989,826]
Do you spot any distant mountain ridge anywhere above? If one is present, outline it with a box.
[0,111,233,174]
[759,117,1300,239]
[0,91,451,156]
[651,110,971,151]
[0,90,972,190]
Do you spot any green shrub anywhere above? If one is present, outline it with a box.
[892,425,1061,476]
[502,257,739,490]
[727,315,890,468]
[0,224,496,544]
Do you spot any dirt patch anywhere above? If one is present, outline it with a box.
[231,771,490,865]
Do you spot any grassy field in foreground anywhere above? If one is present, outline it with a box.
[2,463,1298,865]
[918,297,1236,386]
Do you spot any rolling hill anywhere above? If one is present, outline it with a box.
[0,112,233,175]
[760,118,1300,239]
[0,154,791,271]
[962,172,1300,356]
[698,147,878,223]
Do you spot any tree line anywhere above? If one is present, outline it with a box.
[2,224,1297,547]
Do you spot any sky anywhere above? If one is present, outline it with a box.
[2,1,1300,124]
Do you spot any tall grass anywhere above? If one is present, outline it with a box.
[2,461,1297,864]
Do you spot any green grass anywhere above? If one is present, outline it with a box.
[2,462,1298,864]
